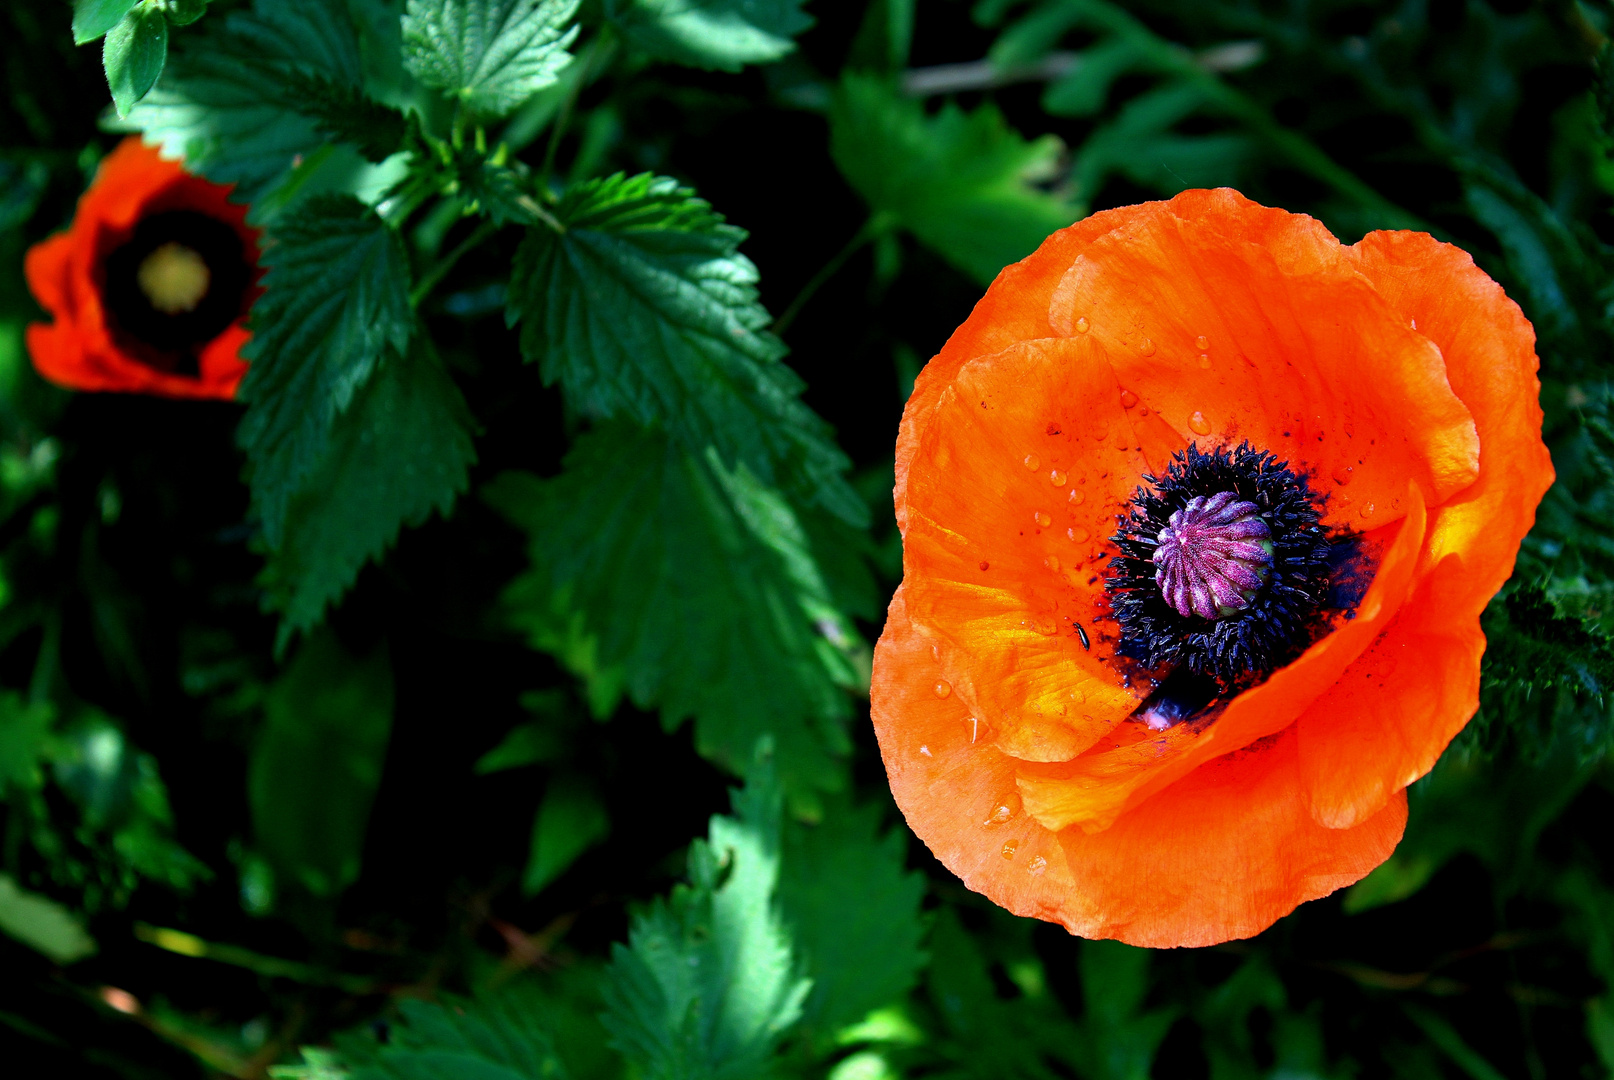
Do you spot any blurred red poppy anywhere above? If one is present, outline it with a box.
[25,137,260,400]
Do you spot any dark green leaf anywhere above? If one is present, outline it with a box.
[249,630,393,898]
[777,795,926,1037]
[0,692,52,795]
[830,74,1080,286]
[0,875,96,964]
[507,172,863,525]
[523,775,609,896]
[605,0,811,72]
[279,71,412,163]
[403,0,580,118]
[124,0,379,204]
[238,195,414,551]
[0,156,51,233]
[261,338,477,639]
[485,424,863,794]
[104,7,169,118]
[73,0,138,44]
[601,759,809,1080]
[338,985,571,1080]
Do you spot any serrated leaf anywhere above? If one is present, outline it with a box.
[262,338,477,639]
[238,195,414,550]
[485,424,863,794]
[104,7,169,118]
[777,796,926,1037]
[602,760,809,1080]
[336,985,571,1080]
[606,0,811,72]
[73,0,138,44]
[523,775,609,896]
[249,630,393,899]
[830,73,1081,286]
[280,71,412,163]
[507,172,864,526]
[403,0,580,117]
[124,0,380,204]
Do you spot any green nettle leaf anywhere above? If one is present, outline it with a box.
[73,0,139,43]
[331,986,574,1080]
[829,73,1081,286]
[280,71,412,164]
[507,173,864,526]
[262,338,477,639]
[485,424,864,794]
[523,775,610,896]
[605,0,812,72]
[249,630,394,898]
[125,0,383,203]
[104,6,169,118]
[602,761,809,1080]
[238,195,414,550]
[777,796,927,1037]
[402,0,581,118]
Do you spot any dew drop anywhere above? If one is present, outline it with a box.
[1068,526,1090,543]
[1027,855,1048,876]
[919,744,932,757]
[1045,555,1061,571]
[934,680,952,698]
[1049,469,1066,486]
[1195,335,1210,350]
[1023,455,1040,472]
[1001,839,1018,859]
[1068,489,1086,505]
[1074,317,1090,334]
[1332,465,1354,486]
[1188,411,1211,436]
[1034,511,1052,527]
[1360,503,1376,519]
[1119,389,1138,409]
[987,804,1014,825]
[1198,354,1211,369]
[1138,338,1156,356]
[969,717,980,743]
[931,644,940,660]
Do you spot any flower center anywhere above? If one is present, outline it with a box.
[1151,490,1272,620]
[137,242,211,315]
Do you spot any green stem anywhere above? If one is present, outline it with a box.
[410,219,500,308]
[539,29,612,189]
[772,215,891,336]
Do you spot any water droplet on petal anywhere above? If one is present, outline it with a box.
[1360,503,1376,519]
[919,744,932,757]
[1034,511,1052,527]
[1068,489,1085,505]
[987,804,1014,825]
[1119,389,1138,409]
[1024,454,1040,471]
[1332,466,1354,486]
[1138,338,1156,356]
[1049,469,1066,486]
[935,680,952,698]
[1189,411,1212,436]
[1001,839,1018,859]
[1198,354,1211,369]
[1068,526,1090,543]
[1045,555,1061,571]
[1027,855,1048,876]
[1074,317,1090,334]
[1196,335,1210,350]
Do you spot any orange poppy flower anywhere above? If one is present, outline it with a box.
[872,189,1553,948]
[25,137,259,400]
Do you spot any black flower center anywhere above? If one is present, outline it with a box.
[102,210,251,375]
[1106,443,1359,697]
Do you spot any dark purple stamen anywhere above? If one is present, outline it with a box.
[1151,491,1272,620]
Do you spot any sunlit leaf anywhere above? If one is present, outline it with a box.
[605,0,811,72]
[403,0,580,117]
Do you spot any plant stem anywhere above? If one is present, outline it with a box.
[539,28,613,190]
[410,219,499,309]
[772,215,890,336]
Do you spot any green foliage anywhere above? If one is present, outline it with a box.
[602,759,810,1080]
[829,74,1080,286]
[507,172,864,525]
[486,423,863,795]
[402,0,580,118]
[104,5,169,118]
[74,0,141,44]
[249,630,394,899]
[606,0,812,72]
[523,774,608,896]
[0,874,96,964]
[337,988,571,1080]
